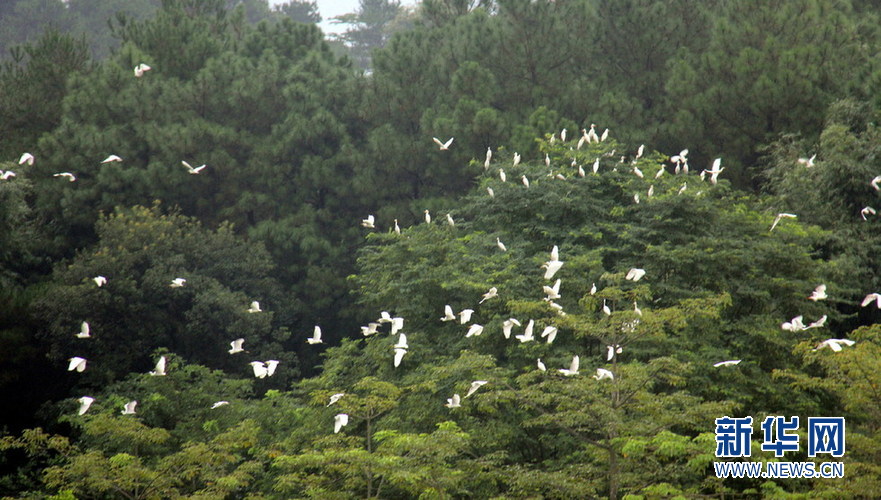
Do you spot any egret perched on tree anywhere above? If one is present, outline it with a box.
[484,147,492,169]
[497,238,507,252]
[536,358,547,371]
[592,158,600,174]
[607,344,622,361]
[393,219,401,234]
[424,210,431,224]
[558,355,579,376]
[433,137,454,150]
[307,326,323,344]
[247,301,262,313]
[487,187,495,198]
[602,300,611,316]
[521,175,530,188]
[594,368,614,380]
[513,152,521,167]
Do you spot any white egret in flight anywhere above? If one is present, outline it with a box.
[480,287,498,304]
[808,284,827,301]
[133,63,151,77]
[459,309,474,324]
[361,215,375,228]
[594,368,614,380]
[53,172,76,182]
[307,326,323,344]
[93,276,107,287]
[76,321,90,339]
[465,380,487,398]
[100,155,122,164]
[607,344,622,361]
[68,357,87,372]
[625,268,646,281]
[441,305,456,322]
[433,137,454,150]
[815,338,855,352]
[149,356,167,376]
[77,396,94,415]
[327,393,345,406]
[181,161,206,174]
[861,207,876,220]
[265,360,279,376]
[713,360,742,367]
[18,153,34,165]
[540,326,558,344]
[502,318,521,338]
[393,348,407,367]
[247,301,262,313]
[121,401,138,415]
[466,324,484,337]
[445,394,461,408]
[515,319,535,342]
[861,293,881,308]
[334,413,349,433]
[797,154,816,167]
[211,401,229,409]
[558,355,579,376]
[170,278,186,288]
[769,213,797,231]
[229,338,245,354]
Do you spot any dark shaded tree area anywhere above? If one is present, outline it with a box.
[3,0,881,498]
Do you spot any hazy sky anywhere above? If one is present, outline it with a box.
[269,0,417,36]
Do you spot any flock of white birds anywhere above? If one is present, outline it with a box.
[1,66,869,432]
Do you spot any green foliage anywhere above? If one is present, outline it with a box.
[31,205,293,387]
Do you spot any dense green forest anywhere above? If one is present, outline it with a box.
[2,0,881,497]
